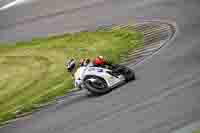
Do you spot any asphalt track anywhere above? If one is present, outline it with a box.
[0,0,200,133]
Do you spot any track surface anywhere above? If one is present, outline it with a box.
[1,0,200,133]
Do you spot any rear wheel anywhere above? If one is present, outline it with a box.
[111,64,135,82]
[123,67,135,81]
[83,75,111,95]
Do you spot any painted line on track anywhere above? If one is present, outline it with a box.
[0,0,33,11]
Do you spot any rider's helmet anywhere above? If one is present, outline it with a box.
[95,55,106,65]
[98,55,104,59]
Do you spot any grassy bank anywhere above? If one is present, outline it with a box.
[0,26,143,124]
[193,130,200,133]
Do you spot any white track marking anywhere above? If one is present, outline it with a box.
[0,0,32,11]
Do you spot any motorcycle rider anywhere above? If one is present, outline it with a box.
[67,56,112,72]
[93,55,112,68]
[66,58,76,77]
[66,58,76,73]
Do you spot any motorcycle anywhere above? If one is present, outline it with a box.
[66,60,135,95]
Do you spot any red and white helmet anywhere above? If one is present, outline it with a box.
[98,55,104,59]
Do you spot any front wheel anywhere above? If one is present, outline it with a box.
[83,75,111,95]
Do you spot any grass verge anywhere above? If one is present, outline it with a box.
[193,130,200,133]
[0,26,143,124]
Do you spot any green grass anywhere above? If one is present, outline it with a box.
[193,130,200,133]
[0,26,143,124]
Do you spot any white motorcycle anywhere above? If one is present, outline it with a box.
[67,60,135,95]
